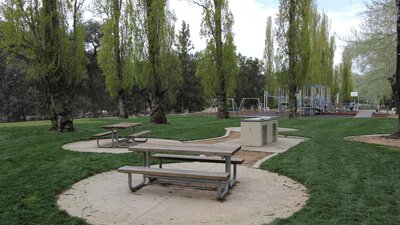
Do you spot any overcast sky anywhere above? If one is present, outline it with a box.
[169,0,369,66]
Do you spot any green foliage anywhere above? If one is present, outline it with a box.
[195,0,238,98]
[339,49,353,103]
[263,16,277,106]
[0,0,87,84]
[96,0,135,98]
[235,54,265,102]
[347,0,396,104]
[0,0,88,130]
[174,21,205,112]
[275,0,335,89]
[132,0,180,90]
[352,73,391,104]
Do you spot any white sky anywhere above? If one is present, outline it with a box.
[170,0,369,66]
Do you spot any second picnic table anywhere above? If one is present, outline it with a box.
[100,122,142,147]
[118,143,242,199]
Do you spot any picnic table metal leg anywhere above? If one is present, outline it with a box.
[110,130,113,147]
[217,181,230,200]
[115,129,119,146]
[224,156,236,187]
[143,152,157,182]
[128,173,146,192]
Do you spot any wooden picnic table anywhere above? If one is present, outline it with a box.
[126,143,241,199]
[101,122,141,147]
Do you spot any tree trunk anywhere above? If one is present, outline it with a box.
[117,90,128,118]
[214,0,229,119]
[389,75,399,114]
[150,95,167,124]
[49,93,74,132]
[397,0,400,123]
[288,0,297,118]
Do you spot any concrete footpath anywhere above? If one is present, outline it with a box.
[355,110,374,118]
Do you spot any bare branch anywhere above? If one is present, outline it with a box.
[190,0,208,10]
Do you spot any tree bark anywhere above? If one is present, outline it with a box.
[288,0,297,118]
[214,0,229,119]
[117,90,128,118]
[150,95,167,123]
[49,93,74,132]
[396,0,400,123]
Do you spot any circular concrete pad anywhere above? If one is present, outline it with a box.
[58,163,308,225]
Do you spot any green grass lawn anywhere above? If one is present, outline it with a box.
[0,115,399,224]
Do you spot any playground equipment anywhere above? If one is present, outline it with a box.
[264,87,289,113]
[298,84,331,116]
[210,98,239,114]
[239,98,262,113]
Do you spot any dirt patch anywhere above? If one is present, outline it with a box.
[372,112,398,118]
[348,135,400,148]
[234,150,273,167]
[193,131,241,144]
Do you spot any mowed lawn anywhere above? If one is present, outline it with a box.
[0,115,399,224]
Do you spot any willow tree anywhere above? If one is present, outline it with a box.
[132,0,181,124]
[193,0,238,119]
[276,0,312,118]
[0,0,87,131]
[263,16,276,107]
[96,0,135,118]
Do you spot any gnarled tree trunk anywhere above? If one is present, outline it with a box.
[49,93,74,132]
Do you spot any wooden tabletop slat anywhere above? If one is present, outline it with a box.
[102,122,142,129]
[129,143,241,156]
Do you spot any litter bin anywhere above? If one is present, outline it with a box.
[241,117,278,147]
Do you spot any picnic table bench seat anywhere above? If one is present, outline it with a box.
[93,130,117,147]
[129,130,151,144]
[118,166,230,199]
[152,154,243,184]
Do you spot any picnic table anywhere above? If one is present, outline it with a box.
[94,122,142,148]
[118,143,242,199]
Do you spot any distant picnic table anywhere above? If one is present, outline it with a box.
[93,122,150,148]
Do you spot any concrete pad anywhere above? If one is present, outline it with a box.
[58,163,308,225]
[355,110,375,118]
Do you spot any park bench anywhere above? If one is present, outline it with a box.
[152,154,243,183]
[93,130,117,147]
[118,166,230,199]
[129,130,151,145]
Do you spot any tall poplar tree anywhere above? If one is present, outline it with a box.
[193,0,238,119]
[132,0,181,124]
[96,0,135,118]
[0,0,87,131]
[276,0,312,118]
[339,49,353,103]
[263,16,276,107]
